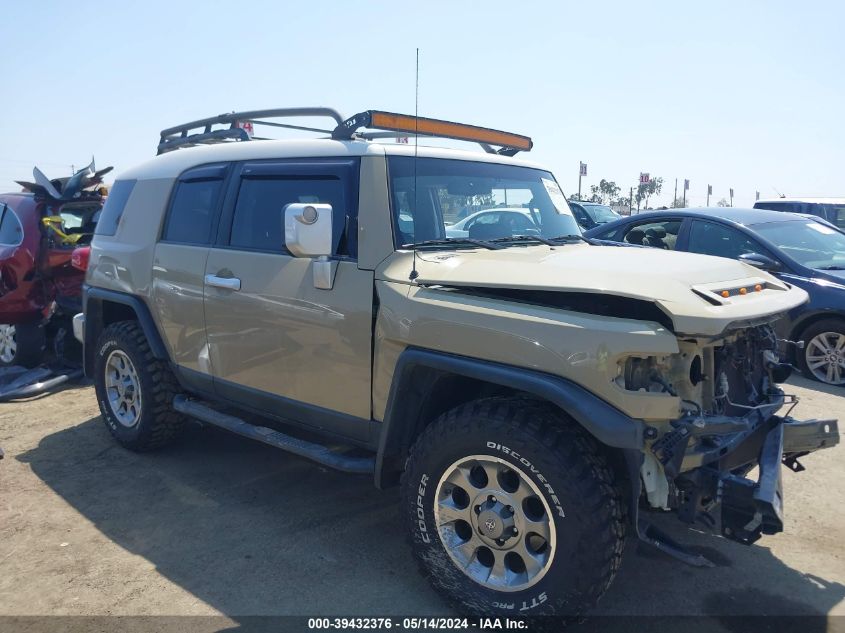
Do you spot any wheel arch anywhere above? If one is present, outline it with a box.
[790,310,845,342]
[787,310,845,361]
[83,286,169,377]
[374,347,646,489]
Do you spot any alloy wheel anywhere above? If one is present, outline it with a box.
[805,331,845,385]
[104,350,143,427]
[0,324,16,364]
[434,455,556,592]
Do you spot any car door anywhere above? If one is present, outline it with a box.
[683,220,770,261]
[0,202,31,323]
[203,158,373,438]
[151,164,229,390]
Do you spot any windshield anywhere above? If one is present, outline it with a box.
[583,204,620,223]
[387,156,581,246]
[753,220,845,269]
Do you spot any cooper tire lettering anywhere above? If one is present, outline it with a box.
[417,473,430,543]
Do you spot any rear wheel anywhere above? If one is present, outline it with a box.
[94,321,185,450]
[797,319,845,385]
[0,322,46,368]
[401,398,625,619]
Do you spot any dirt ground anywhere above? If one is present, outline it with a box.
[0,375,843,630]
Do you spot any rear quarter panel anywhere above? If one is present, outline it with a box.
[87,178,175,323]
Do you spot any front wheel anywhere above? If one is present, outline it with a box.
[401,398,626,619]
[797,319,845,386]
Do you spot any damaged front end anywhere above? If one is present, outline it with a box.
[626,323,839,549]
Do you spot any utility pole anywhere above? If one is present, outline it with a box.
[578,162,586,199]
[629,186,634,215]
[673,178,678,208]
[707,184,712,206]
[578,167,582,200]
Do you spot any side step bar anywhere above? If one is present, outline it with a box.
[173,395,375,474]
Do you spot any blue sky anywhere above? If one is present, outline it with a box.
[1,0,842,208]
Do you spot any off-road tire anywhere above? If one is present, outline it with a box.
[94,320,185,451]
[401,397,626,620]
[796,318,845,386]
[0,322,46,368]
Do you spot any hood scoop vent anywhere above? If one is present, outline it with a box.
[433,285,675,331]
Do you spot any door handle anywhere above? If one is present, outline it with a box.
[204,274,241,291]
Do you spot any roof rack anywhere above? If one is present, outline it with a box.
[332,110,532,156]
[157,107,345,154]
[157,107,532,156]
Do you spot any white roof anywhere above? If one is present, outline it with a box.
[119,138,546,181]
[756,197,845,204]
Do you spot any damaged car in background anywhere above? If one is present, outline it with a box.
[0,159,110,398]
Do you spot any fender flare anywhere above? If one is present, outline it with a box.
[82,286,168,376]
[375,347,647,488]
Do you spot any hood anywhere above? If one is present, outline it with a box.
[384,244,809,337]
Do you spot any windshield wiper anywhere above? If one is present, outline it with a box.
[404,238,503,250]
[489,235,558,246]
[548,234,595,245]
[817,265,845,270]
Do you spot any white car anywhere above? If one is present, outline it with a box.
[444,207,539,238]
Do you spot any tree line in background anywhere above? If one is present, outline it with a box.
[571,176,700,209]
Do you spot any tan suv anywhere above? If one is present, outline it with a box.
[79,108,839,619]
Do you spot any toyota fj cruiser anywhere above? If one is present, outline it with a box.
[79,108,839,618]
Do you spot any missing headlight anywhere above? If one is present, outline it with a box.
[623,357,654,391]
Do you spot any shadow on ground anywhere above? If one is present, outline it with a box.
[786,373,845,398]
[17,415,845,631]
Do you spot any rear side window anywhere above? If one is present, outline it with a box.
[95,179,136,236]
[162,165,227,245]
[0,205,23,245]
[621,219,682,250]
[229,177,348,254]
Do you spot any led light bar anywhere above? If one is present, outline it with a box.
[333,110,532,155]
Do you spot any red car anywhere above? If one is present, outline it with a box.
[0,161,111,367]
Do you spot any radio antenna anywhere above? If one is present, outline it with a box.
[409,47,420,281]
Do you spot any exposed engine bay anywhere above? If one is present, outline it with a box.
[620,324,839,549]
[618,324,792,418]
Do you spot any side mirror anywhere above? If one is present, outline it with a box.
[284,203,333,258]
[283,203,337,290]
[739,252,781,272]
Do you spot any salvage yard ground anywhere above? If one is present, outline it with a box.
[0,376,843,629]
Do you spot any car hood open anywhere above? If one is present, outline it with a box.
[385,244,809,336]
